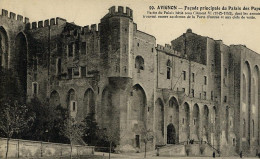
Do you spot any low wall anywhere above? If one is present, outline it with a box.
[0,138,94,158]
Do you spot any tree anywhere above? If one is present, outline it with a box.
[0,100,35,159]
[20,98,69,143]
[140,125,154,158]
[62,117,85,159]
[82,112,100,146]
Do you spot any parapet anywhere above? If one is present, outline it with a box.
[107,6,133,19]
[30,17,67,29]
[1,9,30,24]
[156,44,181,57]
[81,23,100,34]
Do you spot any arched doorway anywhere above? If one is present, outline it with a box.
[167,124,176,144]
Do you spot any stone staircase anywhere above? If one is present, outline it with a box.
[156,141,222,157]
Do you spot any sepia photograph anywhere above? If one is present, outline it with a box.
[0,0,259,158]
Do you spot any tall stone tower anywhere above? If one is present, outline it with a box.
[100,6,134,78]
[99,6,135,150]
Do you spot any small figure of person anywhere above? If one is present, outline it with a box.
[240,151,243,158]
[213,151,215,158]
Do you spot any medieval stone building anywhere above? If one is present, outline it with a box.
[0,6,259,156]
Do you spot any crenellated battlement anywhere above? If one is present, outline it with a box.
[1,9,29,24]
[29,17,67,29]
[157,44,181,57]
[81,23,100,34]
[107,6,133,19]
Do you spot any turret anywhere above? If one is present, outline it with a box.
[100,6,134,78]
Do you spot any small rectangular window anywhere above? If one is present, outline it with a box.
[135,135,140,148]
[191,89,194,97]
[68,68,72,79]
[224,68,228,77]
[182,88,185,93]
[204,91,207,100]
[70,101,77,112]
[211,91,214,100]
[151,48,154,52]
[224,96,227,103]
[68,43,74,57]
[73,67,80,77]
[81,66,86,77]
[204,76,207,85]
[183,71,186,80]
[32,82,38,96]
[192,73,195,82]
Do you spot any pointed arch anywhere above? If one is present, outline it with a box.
[50,90,60,107]
[203,105,209,141]
[0,26,8,68]
[169,96,179,143]
[101,87,111,128]
[155,98,164,144]
[193,104,200,139]
[183,102,190,140]
[15,32,28,99]
[131,84,147,122]
[83,88,95,117]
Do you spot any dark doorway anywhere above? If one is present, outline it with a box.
[167,124,176,144]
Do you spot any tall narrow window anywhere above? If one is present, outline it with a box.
[68,42,74,57]
[252,120,254,137]
[183,71,186,80]
[81,66,86,77]
[81,42,86,55]
[135,135,140,148]
[203,91,206,100]
[70,101,77,112]
[192,73,195,82]
[32,82,38,96]
[33,58,38,72]
[57,58,61,75]
[243,119,246,137]
[224,68,228,77]
[167,60,171,79]
[211,91,214,100]
[191,89,194,97]
[224,96,227,103]
[204,76,207,85]
[68,68,72,79]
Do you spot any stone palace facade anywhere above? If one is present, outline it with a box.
[0,6,259,156]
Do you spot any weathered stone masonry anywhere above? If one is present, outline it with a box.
[0,6,259,156]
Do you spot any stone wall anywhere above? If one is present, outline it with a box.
[0,138,94,158]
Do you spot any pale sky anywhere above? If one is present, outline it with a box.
[1,0,260,53]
